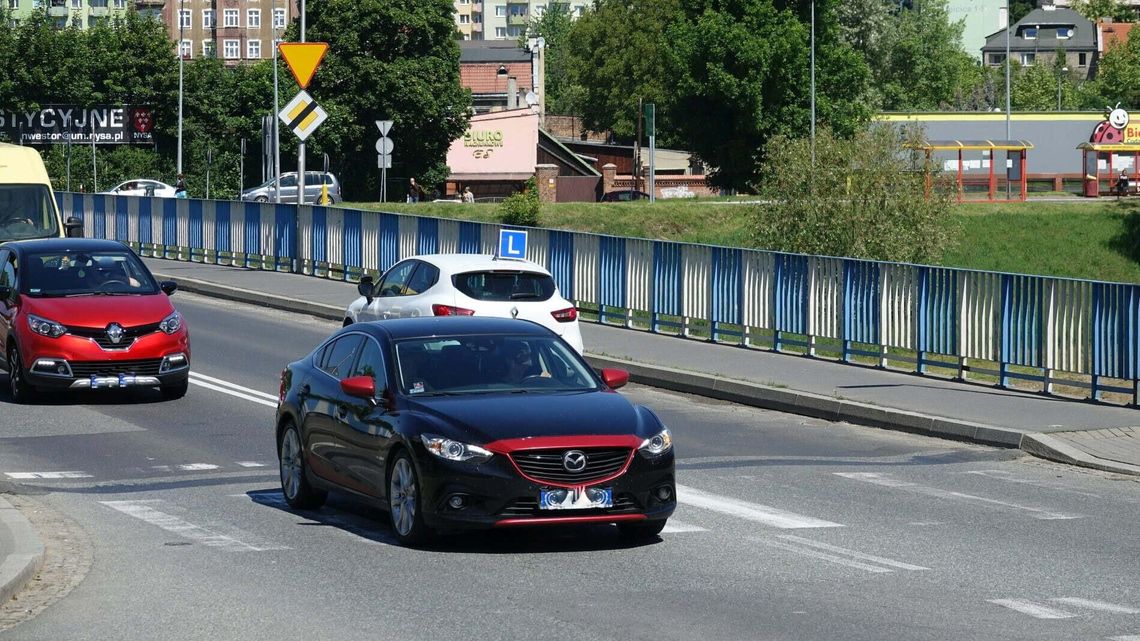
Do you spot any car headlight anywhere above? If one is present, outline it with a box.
[159,311,183,334]
[420,434,493,463]
[28,314,67,338]
[638,428,673,457]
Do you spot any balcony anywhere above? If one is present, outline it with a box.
[134,0,163,6]
[48,4,68,15]
[507,14,527,25]
[473,2,482,10]
[471,21,482,32]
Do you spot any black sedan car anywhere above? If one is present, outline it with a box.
[275,317,675,545]
[599,189,651,202]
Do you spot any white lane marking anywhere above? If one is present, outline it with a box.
[834,473,1082,520]
[776,534,929,571]
[100,500,288,552]
[188,372,278,401]
[5,471,93,479]
[964,470,1103,498]
[235,461,267,468]
[1050,598,1140,614]
[231,493,392,545]
[661,519,706,533]
[987,599,1077,619]
[188,377,277,408]
[1109,636,1140,640]
[676,484,842,529]
[176,463,220,471]
[762,539,892,573]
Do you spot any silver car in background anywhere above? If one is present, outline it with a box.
[240,171,342,204]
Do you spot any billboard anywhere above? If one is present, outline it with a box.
[0,105,155,145]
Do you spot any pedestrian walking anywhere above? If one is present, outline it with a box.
[175,174,188,199]
[408,178,421,203]
[463,186,474,204]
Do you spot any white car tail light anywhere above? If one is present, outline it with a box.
[551,306,578,322]
[432,304,476,316]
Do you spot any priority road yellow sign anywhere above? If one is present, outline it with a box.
[278,90,327,142]
[278,42,328,90]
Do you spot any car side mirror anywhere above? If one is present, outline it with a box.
[358,279,374,304]
[160,280,178,296]
[600,368,630,390]
[340,375,378,405]
[65,216,83,238]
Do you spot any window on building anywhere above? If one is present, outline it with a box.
[273,7,286,28]
[8,0,17,10]
[90,0,107,7]
[507,26,522,37]
[576,4,585,16]
[1079,52,1088,66]
[459,14,469,23]
[495,4,505,16]
[459,0,469,3]
[1021,26,1037,39]
[223,8,238,27]
[202,40,214,57]
[223,39,239,59]
[247,39,260,58]
[495,27,506,38]
[70,0,79,8]
[112,0,124,8]
[247,9,260,28]
[202,9,214,28]
[1020,52,1035,65]
[1057,27,1072,39]
[179,9,191,28]
[535,5,545,16]
[179,39,192,59]
[988,53,1005,65]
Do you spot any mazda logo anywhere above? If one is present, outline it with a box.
[562,450,587,472]
[106,323,124,344]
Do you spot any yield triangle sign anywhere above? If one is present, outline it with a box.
[278,42,328,89]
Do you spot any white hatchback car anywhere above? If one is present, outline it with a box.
[344,254,584,354]
[105,179,178,198]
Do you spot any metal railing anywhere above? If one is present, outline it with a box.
[57,193,1140,404]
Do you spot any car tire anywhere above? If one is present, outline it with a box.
[161,378,189,400]
[255,196,269,203]
[387,450,432,545]
[617,519,667,541]
[6,345,36,404]
[278,422,327,510]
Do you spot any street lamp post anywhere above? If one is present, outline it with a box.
[177,0,184,177]
[810,0,815,168]
[1057,66,1069,110]
[1005,0,1011,198]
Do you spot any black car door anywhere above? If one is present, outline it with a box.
[333,335,398,497]
[0,250,17,355]
[302,333,365,488]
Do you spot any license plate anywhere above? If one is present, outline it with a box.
[539,487,612,510]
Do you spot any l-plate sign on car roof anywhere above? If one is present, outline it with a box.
[498,229,527,260]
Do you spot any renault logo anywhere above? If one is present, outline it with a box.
[106,323,124,344]
[510,306,519,319]
[562,450,587,472]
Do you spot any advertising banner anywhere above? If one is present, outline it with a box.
[0,105,155,145]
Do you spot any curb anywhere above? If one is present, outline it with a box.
[160,271,1140,477]
[0,497,44,607]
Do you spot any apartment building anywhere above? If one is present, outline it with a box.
[164,0,297,64]
[7,0,134,29]
[454,0,590,40]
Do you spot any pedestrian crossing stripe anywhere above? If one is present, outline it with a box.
[278,90,327,142]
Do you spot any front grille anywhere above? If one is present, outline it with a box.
[498,493,639,517]
[68,358,164,377]
[510,447,632,484]
[67,322,162,350]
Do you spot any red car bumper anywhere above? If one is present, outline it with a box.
[18,327,190,390]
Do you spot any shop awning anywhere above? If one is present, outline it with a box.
[1077,142,1140,152]
[909,139,1035,151]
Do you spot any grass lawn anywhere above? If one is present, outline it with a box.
[347,196,1140,284]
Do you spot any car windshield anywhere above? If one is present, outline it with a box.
[452,270,556,301]
[395,335,597,396]
[22,249,159,297]
[0,184,60,241]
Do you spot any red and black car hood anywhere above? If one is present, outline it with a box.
[402,391,660,445]
[26,294,174,328]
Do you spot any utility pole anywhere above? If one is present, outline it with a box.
[296,0,306,206]
[177,0,185,178]
[1005,0,1012,197]
[810,0,816,167]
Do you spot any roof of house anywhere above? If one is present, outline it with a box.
[982,6,1096,53]
[1099,20,1137,53]
[458,40,532,64]
[460,62,535,95]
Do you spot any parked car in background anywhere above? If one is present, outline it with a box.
[274,317,675,545]
[240,172,342,205]
[0,238,190,402]
[343,253,584,354]
[599,190,651,202]
[104,180,178,198]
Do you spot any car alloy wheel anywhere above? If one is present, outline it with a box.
[278,423,326,510]
[388,452,430,545]
[6,346,35,404]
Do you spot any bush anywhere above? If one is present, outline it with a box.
[750,125,958,264]
[499,177,541,227]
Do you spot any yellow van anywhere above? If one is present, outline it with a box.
[0,142,82,241]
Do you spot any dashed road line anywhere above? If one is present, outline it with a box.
[661,519,706,533]
[987,599,1077,619]
[834,472,1083,520]
[676,484,843,529]
[1051,598,1140,614]
[188,372,277,408]
[100,499,288,552]
[775,534,929,571]
[235,461,267,468]
[5,471,93,479]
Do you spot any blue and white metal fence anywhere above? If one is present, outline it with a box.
[58,193,1140,404]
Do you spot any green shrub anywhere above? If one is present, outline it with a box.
[499,177,541,227]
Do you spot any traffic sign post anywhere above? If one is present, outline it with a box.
[278,42,328,89]
[376,119,394,202]
[277,41,329,209]
[278,90,328,142]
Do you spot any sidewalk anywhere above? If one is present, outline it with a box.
[143,257,1140,477]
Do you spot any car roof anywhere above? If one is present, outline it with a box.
[0,238,130,253]
[0,143,52,185]
[348,317,556,342]
[410,253,550,276]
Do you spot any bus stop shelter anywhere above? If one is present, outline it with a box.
[912,140,1033,202]
[1077,142,1140,197]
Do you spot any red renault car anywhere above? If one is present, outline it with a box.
[0,238,190,402]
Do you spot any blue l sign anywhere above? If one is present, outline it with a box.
[499,229,528,259]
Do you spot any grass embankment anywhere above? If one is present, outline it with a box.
[349,197,1140,284]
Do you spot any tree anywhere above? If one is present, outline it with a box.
[666,0,872,191]
[1088,29,1140,108]
[1070,0,1136,22]
[1009,0,1035,23]
[300,0,472,200]
[523,3,578,115]
[751,125,956,263]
